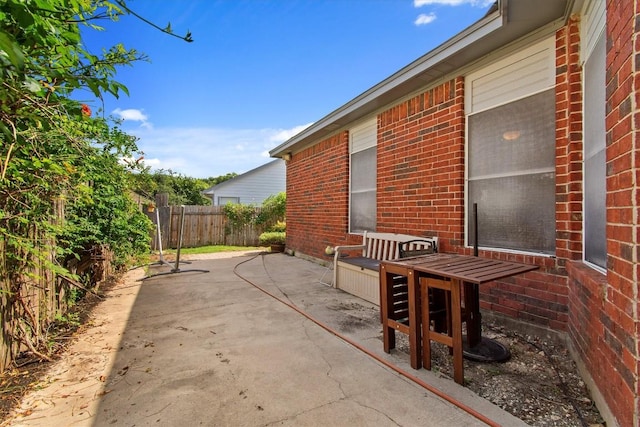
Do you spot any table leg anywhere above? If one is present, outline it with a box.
[407,270,422,370]
[420,277,434,371]
[380,265,395,353]
[451,279,464,384]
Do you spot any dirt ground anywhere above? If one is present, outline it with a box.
[0,253,606,426]
[389,319,605,426]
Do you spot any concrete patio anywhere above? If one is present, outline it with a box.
[7,252,527,426]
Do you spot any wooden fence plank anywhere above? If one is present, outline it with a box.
[152,205,266,249]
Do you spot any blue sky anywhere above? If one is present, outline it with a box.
[81,0,495,178]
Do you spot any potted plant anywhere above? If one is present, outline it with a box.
[259,221,286,252]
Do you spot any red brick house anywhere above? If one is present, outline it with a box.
[270,1,637,425]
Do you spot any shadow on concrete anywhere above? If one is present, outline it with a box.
[69,253,527,426]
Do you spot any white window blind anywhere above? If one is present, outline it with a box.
[466,37,555,115]
[350,118,377,233]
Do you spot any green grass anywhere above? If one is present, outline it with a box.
[163,245,263,255]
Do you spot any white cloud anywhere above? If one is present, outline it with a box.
[413,0,494,26]
[112,108,153,130]
[414,0,495,6]
[123,124,310,178]
[141,157,162,168]
[414,13,437,25]
[269,123,313,143]
[113,108,148,121]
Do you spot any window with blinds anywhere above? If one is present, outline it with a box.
[468,90,556,254]
[349,119,377,233]
[465,37,556,254]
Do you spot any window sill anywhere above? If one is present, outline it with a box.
[466,245,555,259]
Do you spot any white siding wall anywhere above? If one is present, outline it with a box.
[209,160,286,206]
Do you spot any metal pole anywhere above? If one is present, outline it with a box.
[138,204,208,281]
[172,205,186,272]
[155,208,168,264]
[473,203,479,257]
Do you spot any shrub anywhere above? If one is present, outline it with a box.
[270,221,286,233]
[259,231,286,246]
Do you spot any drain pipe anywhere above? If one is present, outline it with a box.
[233,253,501,427]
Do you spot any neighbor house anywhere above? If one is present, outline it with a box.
[202,159,286,206]
[270,1,637,425]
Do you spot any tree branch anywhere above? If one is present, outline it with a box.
[114,0,193,43]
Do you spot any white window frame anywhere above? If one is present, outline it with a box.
[349,118,377,234]
[464,37,556,255]
[218,196,240,206]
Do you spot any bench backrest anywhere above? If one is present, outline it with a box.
[360,232,438,261]
[398,239,438,258]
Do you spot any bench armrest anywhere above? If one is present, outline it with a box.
[334,244,366,253]
[334,243,365,264]
[332,244,366,288]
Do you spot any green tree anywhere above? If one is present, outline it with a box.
[1,1,146,269]
[130,169,238,206]
[203,172,238,187]
[0,0,190,362]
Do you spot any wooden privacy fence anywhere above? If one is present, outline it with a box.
[0,233,64,371]
[151,205,267,249]
[1,198,65,372]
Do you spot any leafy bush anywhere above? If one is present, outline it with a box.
[258,220,286,246]
[222,193,286,242]
[256,192,286,226]
[0,0,192,367]
[259,231,286,246]
[270,221,286,232]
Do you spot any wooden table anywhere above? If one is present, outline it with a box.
[380,253,538,378]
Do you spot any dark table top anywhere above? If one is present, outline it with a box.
[381,253,539,284]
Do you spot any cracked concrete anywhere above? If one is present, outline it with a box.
[5,252,526,426]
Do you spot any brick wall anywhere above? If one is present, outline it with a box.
[555,16,584,265]
[377,77,465,248]
[377,76,570,331]
[564,2,639,426]
[568,262,634,426]
[284,4,639,423]
[287,76,570,329]
[285,131,359,257]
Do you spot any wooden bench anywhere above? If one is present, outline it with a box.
[332,232,438,305]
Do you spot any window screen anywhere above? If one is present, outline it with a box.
[350,146,376,232]
[583,33,606,268]
[468,90,556,254]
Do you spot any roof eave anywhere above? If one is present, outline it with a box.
[270,0,570,158]
[270,4,505,158]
